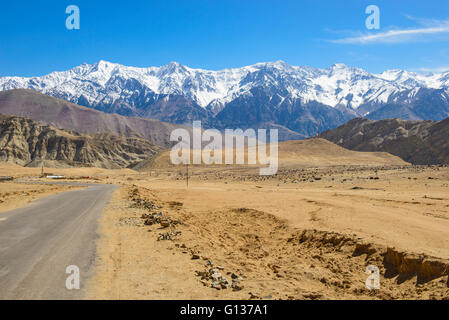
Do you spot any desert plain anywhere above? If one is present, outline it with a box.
[1,139,448,300]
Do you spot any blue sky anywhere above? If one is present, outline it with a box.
[1,0,449,76]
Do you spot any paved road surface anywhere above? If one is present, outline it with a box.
[0,183,117,299]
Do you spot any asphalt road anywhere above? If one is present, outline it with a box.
[0,183,117,300]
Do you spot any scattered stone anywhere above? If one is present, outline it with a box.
[157,230,181,241]
[303,292,323,300]
[249,292,259,299]
[160,220,171,228]
[211,281,221,290]
[168,201,183,208]
[141,210,182,229]
[131,197,160,211]
[194,264,242,291]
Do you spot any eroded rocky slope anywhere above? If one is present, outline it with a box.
[320,117,449,165]
[0,114,162,168]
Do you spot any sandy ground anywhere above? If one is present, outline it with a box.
[0,162,136,179]
[85,164,449,300]
[0,182,80,213]
[0,163,133,213]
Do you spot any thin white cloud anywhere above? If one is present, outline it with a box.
[330,19,449,44]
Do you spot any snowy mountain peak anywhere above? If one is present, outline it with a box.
[330,63,348,69]
[263,60,290,68]
[162,61,186,71]
[1,60,448,111]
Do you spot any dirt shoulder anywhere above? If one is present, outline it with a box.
[0,182,80,213]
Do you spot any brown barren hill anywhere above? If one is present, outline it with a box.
[0,89,185,147]
[278,138,408,167]
[0,114,163,168]
[142,138,408,171]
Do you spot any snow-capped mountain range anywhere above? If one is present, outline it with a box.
[1,60,449,139]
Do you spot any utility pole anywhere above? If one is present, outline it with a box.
[41,159,44,177]
[186,163,189,188]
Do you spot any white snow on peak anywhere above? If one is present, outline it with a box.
[1,60,448,110]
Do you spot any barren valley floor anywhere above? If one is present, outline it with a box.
[85,164,449,300]
[1,162,448,300]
